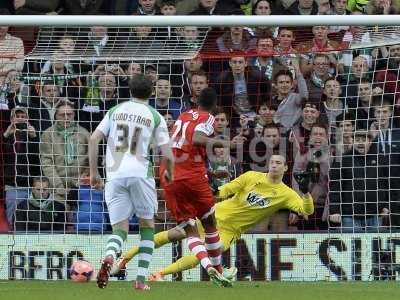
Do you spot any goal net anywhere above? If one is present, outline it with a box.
[1,16,400,282]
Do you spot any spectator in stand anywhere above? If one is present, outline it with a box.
[213,106,230,137]
[365,0,398,14]
[329,130,389,232]
[329,0,350,32]
[340,55,371,98]
[160,0,177,15]
[213,55,271,126]
[207,142,242,194]
[248,36,276,81]
[133,0,160,15]
[179,26,200,45]
[305,54,334,103]
[317,0,332,14]
[41,51,80,100]
[370,97,400,229]
[274,27,300,78]
[149,78,182,119]
[13,0,61,14]
[161,111,175,135]
[292,124,330,230]
[2,106,40,226]
[79,71,119,132]
[251,0,278,38]
[183,70,209,110]
[182,56,204,99]
[283,0,319,15]
[41,35,76,74]
[252,124,289,173]
[79,26,112,69]
[370,97,398,152]
[255,102,277,127]
[375,44,400,102]
[319,77,346,131]
[144,63,158,87]
[0,70,27,110]
[271,64,308,132]
[116,62,143,100]
[40,100,90,208]
[348,80,383,130]
[28,81,61,133]
[126,62,143,77]
[15,176,66,232]
[297,26,340,76]
[216,26,257,54]
[230,113,256,171]
[290,102,320,156]
[0,17,24,84]
[334,113,355,158]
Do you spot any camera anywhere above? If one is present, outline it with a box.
[15,122,27,130]
[105,64,118,72]
[305,149,322,183]
[313,149,322,159]
[247,120,256,129]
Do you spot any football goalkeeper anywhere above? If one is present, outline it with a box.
[112,155,314,279]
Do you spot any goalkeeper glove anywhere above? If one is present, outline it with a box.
[294,171,311,194]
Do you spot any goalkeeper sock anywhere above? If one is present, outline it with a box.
[105,229,127,261]
[204,230,223,273]
[137,227,155,283]
[187,236,212,270]
[160,255,199,276]
[124,230,170,263]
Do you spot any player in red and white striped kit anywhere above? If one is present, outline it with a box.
[160,88,234,287]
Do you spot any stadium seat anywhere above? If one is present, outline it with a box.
[75,186,106,232]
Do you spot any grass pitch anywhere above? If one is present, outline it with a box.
[1,281,399,300]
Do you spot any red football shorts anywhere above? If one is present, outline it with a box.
[162,175,215,225]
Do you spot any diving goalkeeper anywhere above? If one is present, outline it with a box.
[112,155,314,279]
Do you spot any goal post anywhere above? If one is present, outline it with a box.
[1,14,400,282]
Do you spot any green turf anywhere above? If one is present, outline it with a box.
[0,281,399,300]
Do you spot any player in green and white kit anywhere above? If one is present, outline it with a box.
[89,74,174,291]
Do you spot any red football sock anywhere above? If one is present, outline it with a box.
[187,236,212,270]
[204,230,223,273]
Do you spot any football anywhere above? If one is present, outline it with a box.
[70,260,94,283]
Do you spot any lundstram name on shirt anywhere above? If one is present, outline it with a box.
[111,112,152,128]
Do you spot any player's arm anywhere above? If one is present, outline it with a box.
[217,171,254,200]
[155,114,174,182]
[89,129,105,190]
[285,190,314,216]
[160,143,174,183]
[89,113,110,190]
[192,131,230,148]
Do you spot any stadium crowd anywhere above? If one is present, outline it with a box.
[0,0,400,234]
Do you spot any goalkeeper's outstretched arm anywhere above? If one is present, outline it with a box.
[287,192,314,216]
[217,171,256,199]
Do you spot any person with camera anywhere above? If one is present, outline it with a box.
[2,106,40,227]
[329,130,389,232]
[291,123,330,230]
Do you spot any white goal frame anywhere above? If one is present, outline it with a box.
[0,14,400,27]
